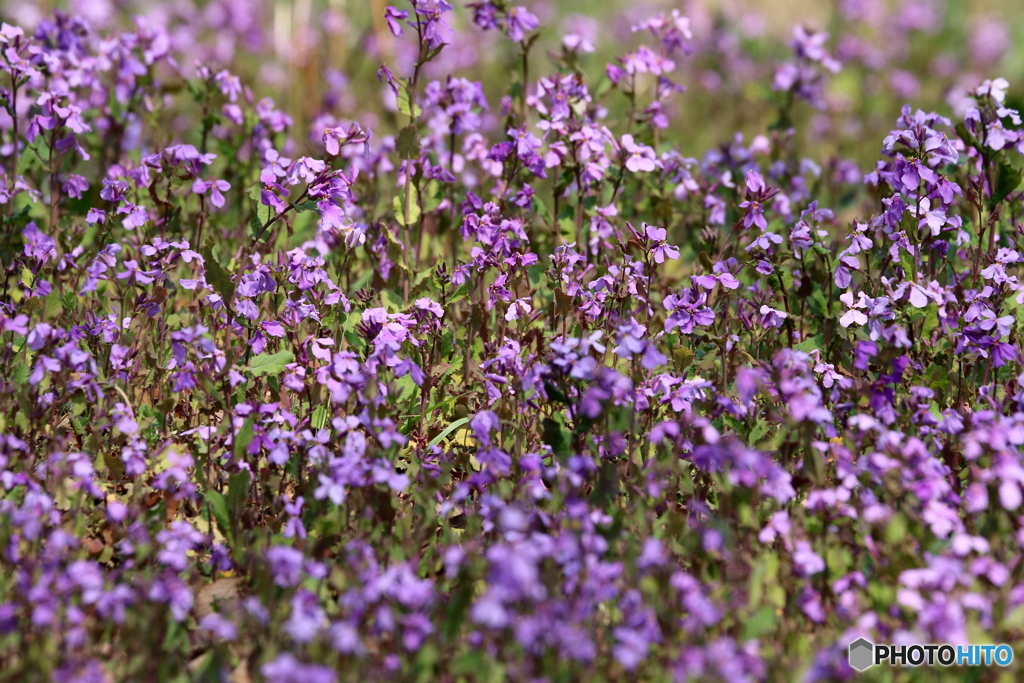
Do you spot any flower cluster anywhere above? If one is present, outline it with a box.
[0,1,1023,682]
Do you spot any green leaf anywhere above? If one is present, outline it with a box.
[541,416,572,458]
[1002,605,1024,630]
[396,125,421,160]
[742,606,777,641]
[393,373,418,403]
[394,184,422,226]
[381,288,405,313]
[955,122,977,149]
[780,267,795,292]
[672,346,694,373]
[233,418,255,461]
[429,417,470,448]
[443,574,473,639]
[794,337,820,354]
[201,245,236,305]
[924,364,950,393]
[249,214,262,241]
[446,282,472,306]
[590,460,620,506]
[920,305,939,339]
[44,291,62,321]
[247,184,272,225]
[205,491,232,544]
[885,513,907,544]
[543,380,569,405]
[397,88,422,119]
[312,404,329,430]
[802,447,826,485]
[609,404,635,434]
[244,350,294,377]
[440,330,454,359]
[421,179,443,213]
[11,361,29,387]
[344,329,363,351]
[748,559,766,608]
[227,470,251,519]
[420,43,446,66]
[988,159,1022,210]
[898,245,915,277]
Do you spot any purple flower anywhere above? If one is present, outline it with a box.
[793,541,825,576]
[285,589,327,643]
[261,654,337,683]
[759,305,788,329]
[314,473,347,505]
[22,223,55,262]
[622,134,658,173]
[384,6,409,36]
[156,522,204,572]
[266,545,305,587]
[470,410,500,446]
[192,178,231,208]
[506,6,539,42]
[199,613,238,641]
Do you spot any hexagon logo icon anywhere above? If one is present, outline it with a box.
[848,638,874,672]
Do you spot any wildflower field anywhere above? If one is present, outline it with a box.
[2,0,1024,680]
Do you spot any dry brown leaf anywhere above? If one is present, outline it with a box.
[194,577,243,620]
[82,537,104,555]
[230,659,251,683]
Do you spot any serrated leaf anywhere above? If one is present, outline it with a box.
[381,288,405,313]
[925,364,950,393]
[396,125,421,160]
[247,184,272,225]
[393,373,418,403]
[794,337,820,354]
[988,159,1022,210]
[201,245,236,304]
[672,346,694,373]
[344,329,363,351]
[440,330,454,359]
[249,213,262,241]
[446,282,472,306]
[244,350,294,377]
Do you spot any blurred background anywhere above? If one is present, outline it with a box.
[2,0,1022,170]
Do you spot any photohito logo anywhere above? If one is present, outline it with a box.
[848,639,1014,671]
